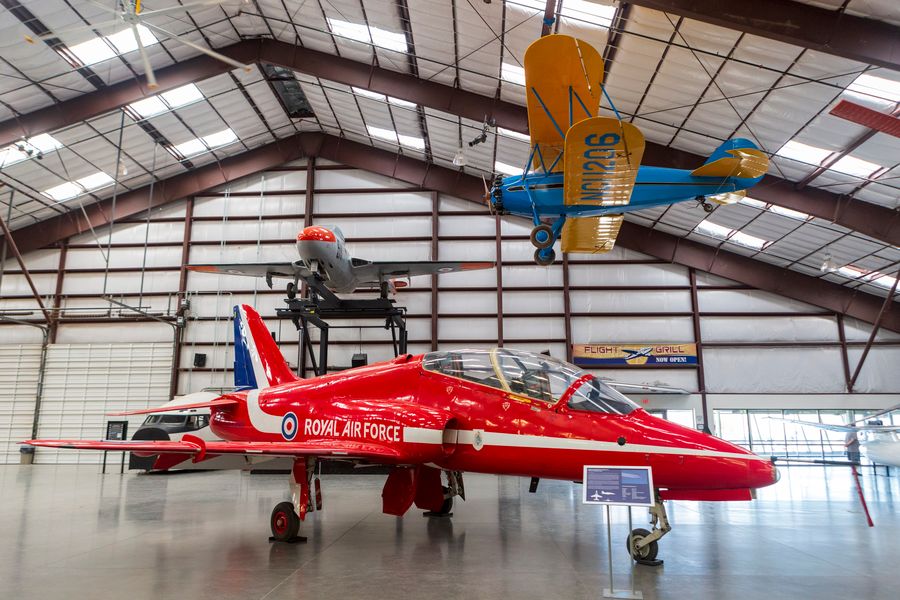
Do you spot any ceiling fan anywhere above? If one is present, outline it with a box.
[25,0,251,89]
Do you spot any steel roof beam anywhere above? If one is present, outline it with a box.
[626,0,900,71]
[3,131,894,331]
[0,39,897,245]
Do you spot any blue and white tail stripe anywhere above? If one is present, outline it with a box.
[232,304,298,390]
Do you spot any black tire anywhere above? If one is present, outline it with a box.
[286,282,297,299]
[436,485,453,515]
[534,248,556,266]
[530,224,554,249]
[271,501,300,541]
[702,202,715,213]
[626,528,659,562]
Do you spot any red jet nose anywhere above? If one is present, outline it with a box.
[297,226,336,242]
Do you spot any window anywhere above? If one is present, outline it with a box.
[42,171,113,202]
[830,155,881,179]
[169,128,237,160]
[366,125,425,150]
[693,219,771,251]
[494,161,522,176]
[501,63,525,86]
[159,415,187,425]
[351,87,416,108]
[775,140,832,166]
[498,127,530,142]
[845,73,900,106]
[422,350,504,391]
[567,378,638,415]
[0,134,63,168]
[127,83,206,119]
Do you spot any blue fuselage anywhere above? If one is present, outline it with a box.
[493,166,763,219]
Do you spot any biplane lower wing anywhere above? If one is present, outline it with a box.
[561,214,624,253]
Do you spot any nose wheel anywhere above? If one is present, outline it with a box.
[286,281,297,299]
[627,497,669,566]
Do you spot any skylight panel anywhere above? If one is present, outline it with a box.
[366,125,424,150]
[830,155,881,179]
[106,25,158,55]
[776,140,832,165]
[560,0,616,26]
[43,182,82,202]
[729,231,769,251]
[129,96,168,119]
[501,63,526,86]
[351,87,416,109]
[498,127,530,142]
[397,133,425,150]
[327,19,408,53]
[77,172,114,191]
[693,220,770,250]
[769,204,812,221]
[69,36,116,65]
[738,196,767,210]
[0,134,63,168]
[494,161,523,176]
[202,128,237,149]
[846,73,900,105]
[161,84,204,108]
[367,125,399,144]
[173,138,206,158]
[28,134,63,153]
[837,264,898,289]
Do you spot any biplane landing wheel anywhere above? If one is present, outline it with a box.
[270,501,300,542]
[702,202,715,213]
[534,248,556,266]
[286,282,297,299]
[627,528,659,562]
[530,224,555,249]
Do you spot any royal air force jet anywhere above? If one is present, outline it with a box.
[24,304,779,562]
[188,225,493,298]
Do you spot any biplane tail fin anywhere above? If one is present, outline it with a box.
[691,138,769,179]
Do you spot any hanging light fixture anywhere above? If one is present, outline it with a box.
[452,147,467,166]
[820,251,839,273]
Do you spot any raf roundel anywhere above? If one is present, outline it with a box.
[281,412,299,441]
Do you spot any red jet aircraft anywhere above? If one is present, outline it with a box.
[25,305,778,561]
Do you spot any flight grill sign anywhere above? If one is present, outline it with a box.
[572,343,698,366]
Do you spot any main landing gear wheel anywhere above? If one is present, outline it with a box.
[627,528,659,562]
[286,282,297,299]
[424,486,454,517]
[270,501,304,543]
[702,202,715,213]
[530,224,554,249]
[534,248,556,266]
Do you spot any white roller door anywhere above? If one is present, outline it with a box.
[0,344,43,464]
[35,342,173,464]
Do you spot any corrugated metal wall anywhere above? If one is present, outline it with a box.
[1,157,898,463]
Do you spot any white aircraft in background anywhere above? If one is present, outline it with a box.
[774,404,900,467]
[188,225,493,299]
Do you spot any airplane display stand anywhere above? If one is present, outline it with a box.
[276,281,407,378]
[583,465,657,600]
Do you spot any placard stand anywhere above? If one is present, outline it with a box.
[602,505,642,600]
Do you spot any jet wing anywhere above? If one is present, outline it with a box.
[352,261,494,284]
[524,34,604,172]
[23,438,402,461]
[768,417,900,433]
[187,262,310,280]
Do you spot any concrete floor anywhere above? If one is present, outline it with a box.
[1,465,897,600]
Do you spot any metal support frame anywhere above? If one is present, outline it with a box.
[625,0,900,71]
[688,268,710,432]
[495,211,504,346]
[47,241,67,344]
[0,209,51,324]
[848,271,900,390]
[2,133,896,332]
[1,38,895,247]
[431,191,439,352]
[278,291,408,377]
[170,196,194,398]
[563,252,573,362]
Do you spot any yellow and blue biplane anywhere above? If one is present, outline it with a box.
[489,35,769,265]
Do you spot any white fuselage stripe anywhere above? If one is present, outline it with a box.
[246,389,282,435]
[401,427,766,462]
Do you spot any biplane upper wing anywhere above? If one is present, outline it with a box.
[560,116,645,253]
[523,34,604,172]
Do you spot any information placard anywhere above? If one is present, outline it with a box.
[582,465,654,507]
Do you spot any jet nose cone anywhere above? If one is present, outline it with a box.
[297,226,336,242]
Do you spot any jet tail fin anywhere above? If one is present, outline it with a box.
[691,138,769,179]
[233,304,298,389]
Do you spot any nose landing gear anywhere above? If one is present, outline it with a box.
[627,497,669,566]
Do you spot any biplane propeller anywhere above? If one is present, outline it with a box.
[489,35,770,265]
